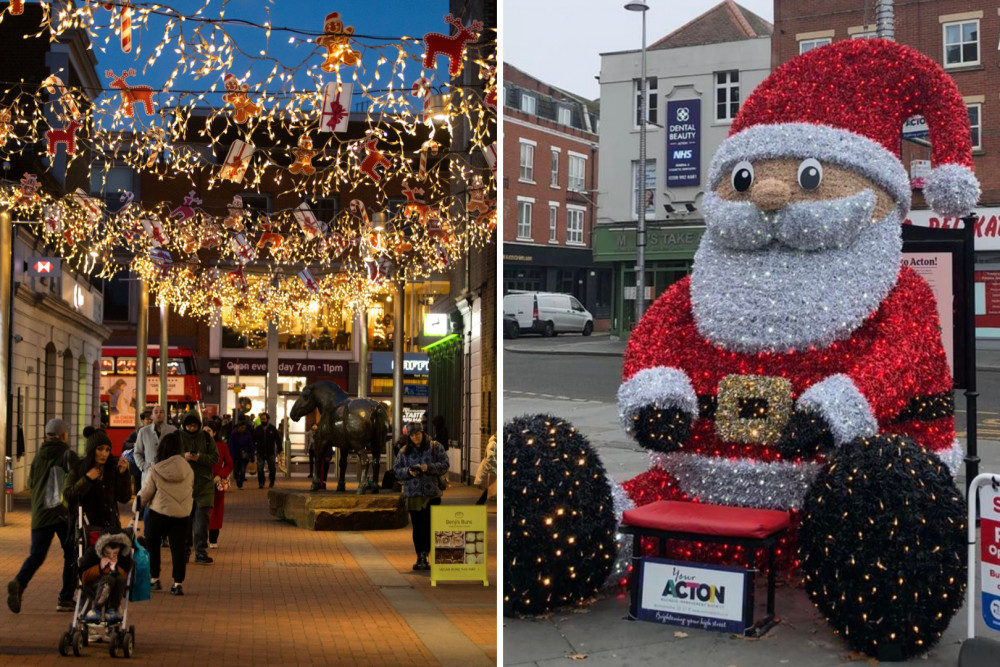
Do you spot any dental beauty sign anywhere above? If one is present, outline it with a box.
[666,99,701,188]
[636,558,749,633]
[980,483,1000,632]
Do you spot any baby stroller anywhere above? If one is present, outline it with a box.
[58,500,138,658]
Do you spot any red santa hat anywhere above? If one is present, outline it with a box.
[324,12,342,31]
[708,38,980,217]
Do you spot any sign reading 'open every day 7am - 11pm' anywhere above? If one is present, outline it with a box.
[430,505,489,587]
[636,558,750,633]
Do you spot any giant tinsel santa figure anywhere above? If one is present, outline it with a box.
[618,39,976,659]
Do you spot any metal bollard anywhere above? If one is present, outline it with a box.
[5,456,13,513]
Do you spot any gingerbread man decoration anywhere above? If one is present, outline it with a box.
[288,135,318,176]
[223,195,245,232]
[316,12,360,72]
[222,73,262,124]
[200,220,221,250]
[18,173,39,206]
[169,190,201,223]
[359,134,391,183]
[466,176,494,224]
[177,223,201,254]
[0,108,14,144]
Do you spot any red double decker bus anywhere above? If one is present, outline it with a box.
[100,346,202,454]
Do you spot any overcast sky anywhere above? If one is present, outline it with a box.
[503,0,774,99]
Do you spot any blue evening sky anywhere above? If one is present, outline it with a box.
[90,0,450,109]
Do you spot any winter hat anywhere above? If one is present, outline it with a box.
[45,418,68,439]
[182,410,202,428]
[404,421,423,436]
[83,426,113,456]
[708,38,979,217]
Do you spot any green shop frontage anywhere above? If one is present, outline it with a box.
[593,223,705,338]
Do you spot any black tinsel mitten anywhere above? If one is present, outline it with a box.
[632,405,692,454]
[798,435,966,660]
[776,407,834,459]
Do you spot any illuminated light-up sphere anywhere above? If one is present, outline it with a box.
[798,435,966,661]
[503,414,616,616]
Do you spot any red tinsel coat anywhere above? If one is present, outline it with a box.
[622,266,954,508]
[209,438,233,531]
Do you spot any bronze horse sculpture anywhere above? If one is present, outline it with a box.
[289,381,389,493]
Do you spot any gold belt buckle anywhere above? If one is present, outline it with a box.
[715,375,793,446]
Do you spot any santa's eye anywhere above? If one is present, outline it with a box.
[797,158,823,190]
[731,161,754,192]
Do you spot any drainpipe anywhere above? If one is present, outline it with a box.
[875,0,894,40]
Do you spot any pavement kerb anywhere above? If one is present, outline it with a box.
[504,345,624,357]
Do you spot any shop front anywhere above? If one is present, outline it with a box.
[217,356,349,455]
[592,223,704,338]
[503,243,611,326]
[370,352,429,428]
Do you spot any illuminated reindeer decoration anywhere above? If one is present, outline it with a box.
[422,14,483,76]
[106,68,154,117]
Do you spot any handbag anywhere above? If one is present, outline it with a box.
[381,469,396,490]
[246,460,257,476]
[130,540,151,602]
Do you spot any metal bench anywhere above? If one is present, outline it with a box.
[620,500,790,637]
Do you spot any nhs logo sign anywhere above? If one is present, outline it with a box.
[666,99,701,188]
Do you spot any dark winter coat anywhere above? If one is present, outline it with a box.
[63,457,132,532]
[392,440,449,499]
[178,411,220,508]
[253,423,282,458]
[228,428,254,462]
[79,532,133,585]
[28,438,79,530]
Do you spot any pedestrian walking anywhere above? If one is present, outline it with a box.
[474,434,497,505]
[392,422,449,571]
[132,405,176,486]
[228,419,254,488]
[253,412,281,488]
[219,414,233,443]
[62,427,132,542]
[138,431,193,596]
[7,419,80,613]
[432,415,450,450]
[203,419,232,549]
[178,411,219,564]
[121,409,152,495]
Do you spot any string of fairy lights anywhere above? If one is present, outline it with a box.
[0,0,497,332]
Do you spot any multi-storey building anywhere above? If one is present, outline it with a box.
[771,0,1000,339]
[502,64,609,328]
[596,1,772,336]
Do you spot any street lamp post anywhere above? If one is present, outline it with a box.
[626,1,649,327]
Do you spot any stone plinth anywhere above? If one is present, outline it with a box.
[268,488,407,531]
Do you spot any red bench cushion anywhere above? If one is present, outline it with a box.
[622,500,790,540]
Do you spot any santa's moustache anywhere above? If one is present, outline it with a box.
[703,189,879,252]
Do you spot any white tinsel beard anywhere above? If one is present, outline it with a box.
[690,203,902,354]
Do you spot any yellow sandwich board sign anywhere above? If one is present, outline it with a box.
[430,505,489,586]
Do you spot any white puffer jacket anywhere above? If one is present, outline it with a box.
[138,455,194,518]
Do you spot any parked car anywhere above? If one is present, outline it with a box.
[503,313,520,339]
[503,291,594,337]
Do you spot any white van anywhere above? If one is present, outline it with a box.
[503,291,594,337]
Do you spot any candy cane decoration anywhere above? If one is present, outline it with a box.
[417,139,440,181]
[120,0,132,53]
[117,190,134,217]
[349,199,370,225]
[411,77,432,99]
[41,75,80,118]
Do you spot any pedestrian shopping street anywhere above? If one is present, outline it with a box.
[0,480,497,665]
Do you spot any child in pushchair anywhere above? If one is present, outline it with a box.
[79,532,132,624]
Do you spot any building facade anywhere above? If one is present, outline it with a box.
[596,1,772,336]
[502,64,610,328]
[771,0,1000,341]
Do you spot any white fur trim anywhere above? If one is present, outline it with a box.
[649,451,822,510]
[797,374,878,446]
[923,163,980,217]
[934,439,964,477]
[617,367,698,435]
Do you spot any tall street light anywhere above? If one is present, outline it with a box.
[626,0,649,327]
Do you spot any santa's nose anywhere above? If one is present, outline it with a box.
[750,178,791,211]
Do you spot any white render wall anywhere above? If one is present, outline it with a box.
[598,37,771,224]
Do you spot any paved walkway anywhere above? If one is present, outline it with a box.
[502,392,999,666]
[0,474,496,665]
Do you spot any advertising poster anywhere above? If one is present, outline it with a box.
[636,558,749,633]
[100,375,184,428]
[430,505,489,586]
[980,483,1000,633]
[902,253,954,377]
[665,99,700,188]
